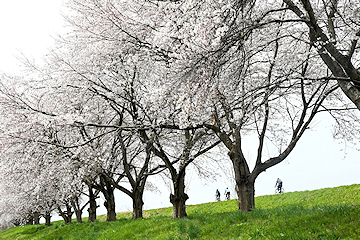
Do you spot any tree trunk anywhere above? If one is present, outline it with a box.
[44,213,51,226]
[132,189,144,219]
[229,146,253,212]
[235,177,255,211]
[71,198,83,223]
[75,210,82,223]
[34,212,40,225]
[88,186,98,222]
[87,208,96,222]
[99,175,117,221]
[66,205,73,223]
[104,190,116,221]
[58,205,73,224]
[170,169,188,218]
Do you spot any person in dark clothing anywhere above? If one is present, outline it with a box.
[215,189,220,201]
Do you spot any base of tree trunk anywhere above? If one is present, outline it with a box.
[45,214,51,226]
[88,186,98,222]
[88,207,97,222]
[132,197,144,219]
[236,181,255,212]
[170,193,189,218]
[106,211,116,221]
[75,210,82,223]
[34,212,40,225]
[104,200,116,221]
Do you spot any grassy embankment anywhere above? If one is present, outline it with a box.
[1,184,359,239]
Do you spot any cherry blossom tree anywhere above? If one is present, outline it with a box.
[0,76,86,224]
[1,0,359,222]
[280,0,360,110]
[147,0,359,212]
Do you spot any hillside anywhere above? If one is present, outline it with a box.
[1,184,359,239]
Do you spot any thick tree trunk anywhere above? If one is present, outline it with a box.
[66,205,73,223]
[98,175,117,221]
[88,186,98,222]
[104,191,116,221]
[170,193,188,218]
[170,169,188,218]
[75,210,82,223]
[229,146,254,212]
[87,208,96,222]
[236,177,255,211]
[132,190,144,219]
[44,213,51,226]
[34,212,40,225]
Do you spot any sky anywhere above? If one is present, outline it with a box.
[0,0,359,219]
[0,0,64,73]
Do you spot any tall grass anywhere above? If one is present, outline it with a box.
[1,184,359,239]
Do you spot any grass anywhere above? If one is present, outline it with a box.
[1,184,360,239]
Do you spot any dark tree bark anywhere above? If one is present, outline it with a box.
[132,188,145,219]
[71,196,89,223]
[236,179,255,211]
[141,129,219,218]
[44,212,51,226]
[34,212,40,225]
[109,168,148,220]
[92,174,117,221]
[103,198,116,222]
[230,148,254,211]
[100,175,117,221]
[170,166,188,218]
[145,133,191,218]
[87,186,99,222]
[283,0,360,110]
[57,204,73,223]
[108,130,154,220]
[74,210,82,223]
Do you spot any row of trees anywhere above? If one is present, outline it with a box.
[1,0,360,226]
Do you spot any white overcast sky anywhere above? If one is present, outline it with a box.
[0,0,64,72]
[0,1,359,215]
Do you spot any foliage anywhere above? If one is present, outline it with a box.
[1,184,359,239]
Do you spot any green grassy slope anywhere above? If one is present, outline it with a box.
[1,184,360,239]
